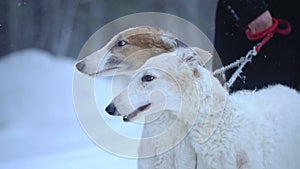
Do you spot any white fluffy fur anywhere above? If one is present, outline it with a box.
[112,48,300,169]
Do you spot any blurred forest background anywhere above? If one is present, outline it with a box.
[0,0,218,58]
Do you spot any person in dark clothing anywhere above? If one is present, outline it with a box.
[214,0,300,92]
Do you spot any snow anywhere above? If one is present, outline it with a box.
[0,49,139,169]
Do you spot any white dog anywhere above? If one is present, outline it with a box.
[105,48,300,169]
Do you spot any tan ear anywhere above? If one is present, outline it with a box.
[178,47,211,68]
[191,47,212,65]
[159,34,177,50]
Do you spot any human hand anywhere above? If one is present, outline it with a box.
[247,10,273,34]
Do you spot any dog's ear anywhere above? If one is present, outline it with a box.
[178,47,212,78]
[179,47,212,66]
[175,39,188,48]
[191,47,212,66]
[159,35,178,50]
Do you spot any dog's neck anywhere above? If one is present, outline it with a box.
[186,67,237,167]
[177,65,229,141]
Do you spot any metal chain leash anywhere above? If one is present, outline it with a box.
[213,46,257,90]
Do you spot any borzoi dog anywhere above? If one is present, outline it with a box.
[105,48,300,169]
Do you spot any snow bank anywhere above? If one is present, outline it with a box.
[0,49,138,169]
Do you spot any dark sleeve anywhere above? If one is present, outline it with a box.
[220,0,269,28]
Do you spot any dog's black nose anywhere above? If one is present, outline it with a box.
[76,61,86,71]
[105,103,117,115]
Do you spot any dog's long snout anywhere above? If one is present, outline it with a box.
[76,61,86,72]
[105,103,120,116]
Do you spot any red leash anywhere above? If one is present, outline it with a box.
[245,18,291,52]
[214,18,292,90]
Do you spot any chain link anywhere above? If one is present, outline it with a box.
[213,46,258,90]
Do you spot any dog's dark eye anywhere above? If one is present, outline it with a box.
[141,75,156,82]
[115,40,128,47]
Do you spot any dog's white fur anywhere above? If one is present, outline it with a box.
[109,48,300,169]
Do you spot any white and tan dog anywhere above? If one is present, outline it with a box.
[75,26,210,76]
[105,48,300,169]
